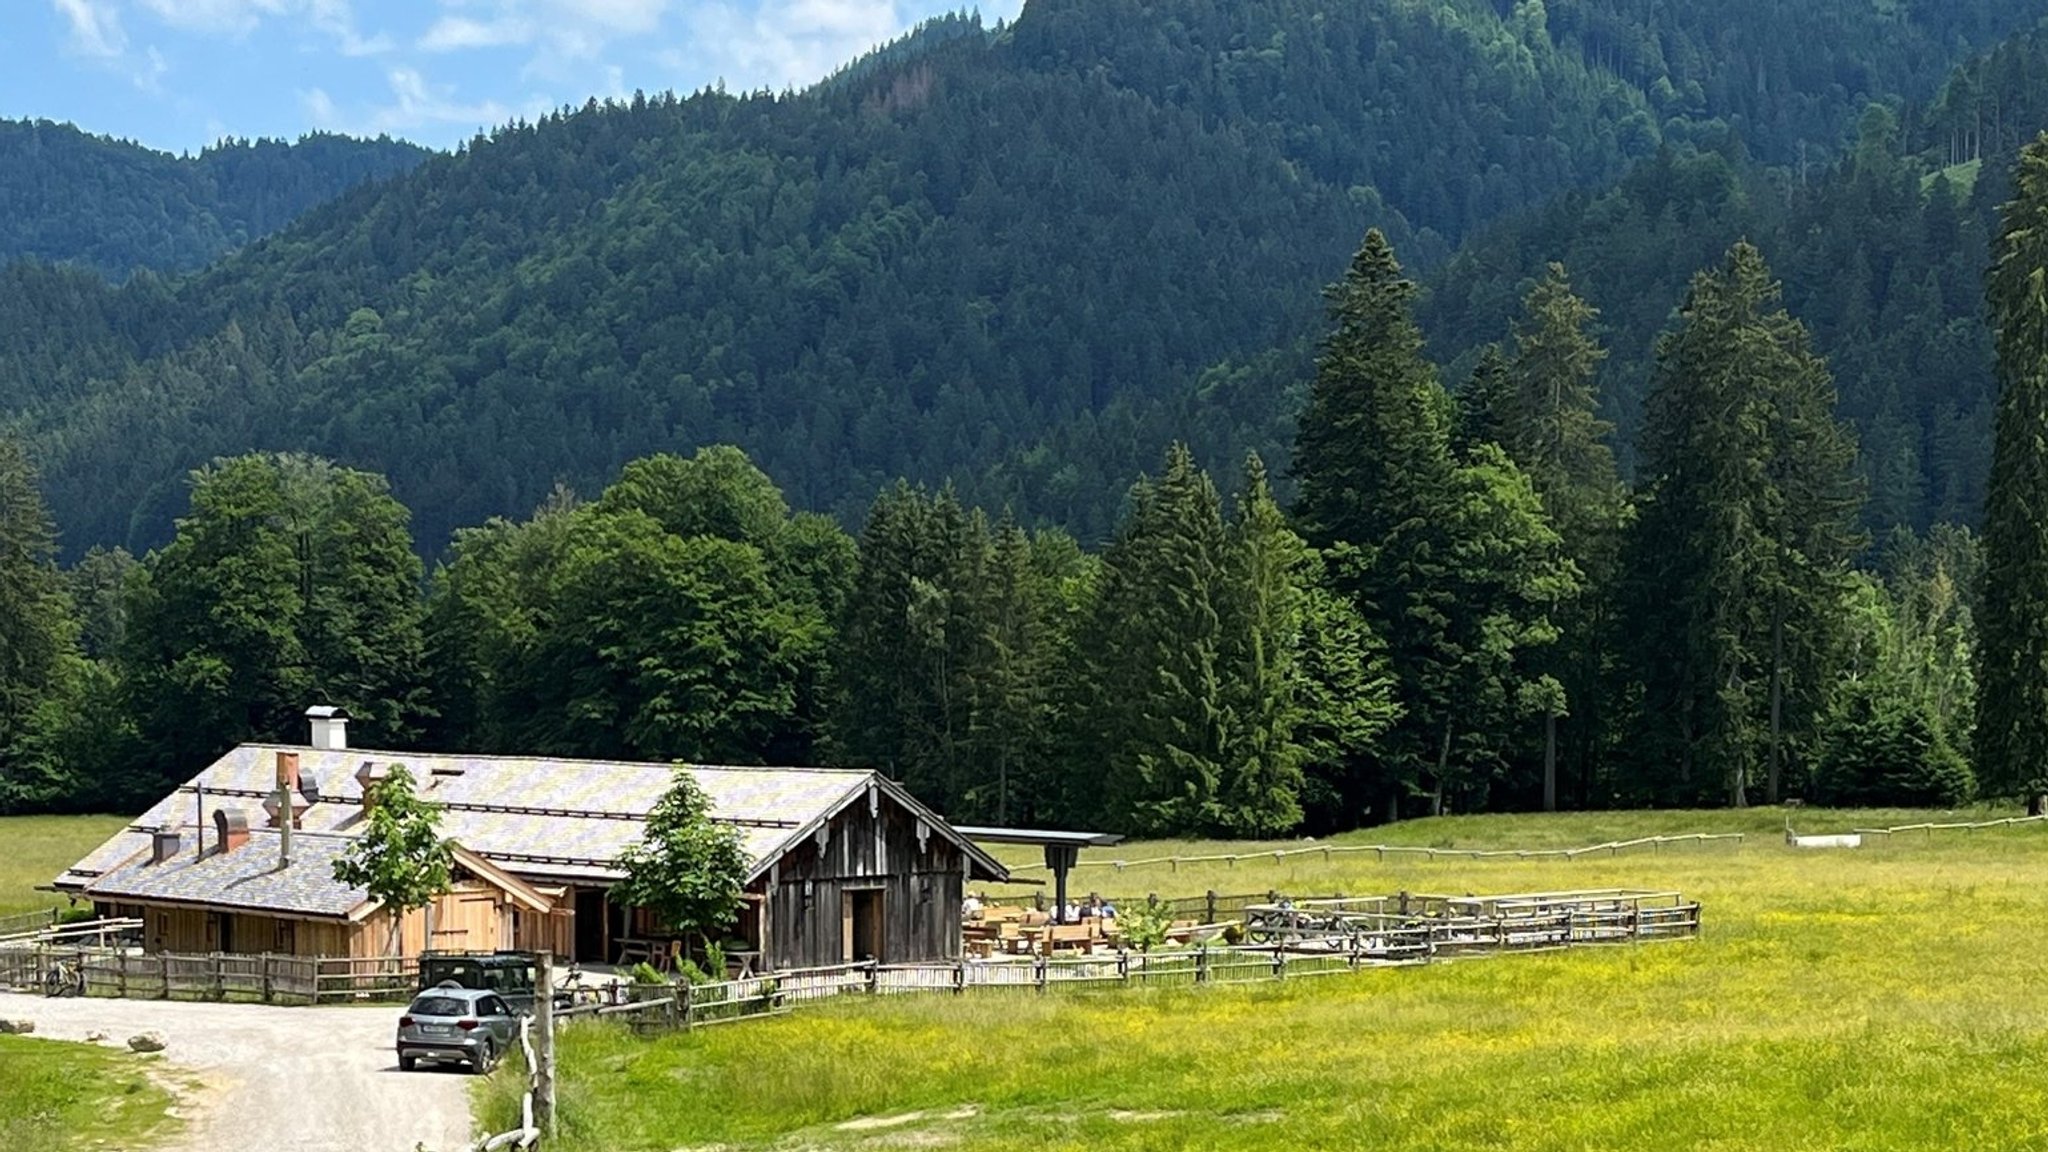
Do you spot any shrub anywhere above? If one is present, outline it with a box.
[1814,682,1975,808]
[628,962,668,987]
[1120,900,1175,952]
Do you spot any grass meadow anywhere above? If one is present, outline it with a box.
[0,814,129,917]
[0,1034,176,1150]
[480,806,2048,1151]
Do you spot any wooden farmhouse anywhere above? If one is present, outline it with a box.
[57,709,1010,971]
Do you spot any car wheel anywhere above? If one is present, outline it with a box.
[473,1040,495,1075]
[399,1054,416,1072]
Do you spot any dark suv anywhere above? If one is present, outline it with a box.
[417,951,550,1014]
[396,985,519,1073]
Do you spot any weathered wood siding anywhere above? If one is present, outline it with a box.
[762,784,965,970]
[128,904,351,957]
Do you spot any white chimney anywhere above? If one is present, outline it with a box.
[306,705,350,751]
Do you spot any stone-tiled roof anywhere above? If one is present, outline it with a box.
[61,746,1008,894]
[86,829,367,918]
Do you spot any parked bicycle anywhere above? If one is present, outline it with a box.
[42,957,84,998]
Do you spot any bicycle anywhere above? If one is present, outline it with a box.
[42,957,84,998]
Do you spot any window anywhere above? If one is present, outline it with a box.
[274,920,296,953]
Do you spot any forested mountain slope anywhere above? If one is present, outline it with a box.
[2,0,2037,555]
[1422,24,2048,536]
[0,120,428,278]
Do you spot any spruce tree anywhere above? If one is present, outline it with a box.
[1295,230,1573,818]
[1629,243,1861,807]
[1977,135,2048,810]
[0,436,81,811]
[1217,454,1309,837]
[1071,444,1233,836]
[1294,229,1460,815]
[1503,264,1627,810]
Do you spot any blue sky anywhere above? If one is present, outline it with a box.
[5,0,1022,154]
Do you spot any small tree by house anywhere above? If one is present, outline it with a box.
[331,764,455,955]
[612,769,748,966]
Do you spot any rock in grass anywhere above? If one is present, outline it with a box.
[0,1019,33,1034]
[127,1033,165,1053]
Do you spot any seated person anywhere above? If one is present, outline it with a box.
[962,892,985,922]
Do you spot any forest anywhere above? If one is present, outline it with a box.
[0,0,2043,556]
[0,211,2010,832]
[0,120,425,278]
[7,1,2048,829]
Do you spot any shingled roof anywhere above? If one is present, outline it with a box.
[60,746,1009,893]
[87,828,367,918]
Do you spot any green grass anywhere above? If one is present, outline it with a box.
[1923,157,1982,198]
[0,815,130,917]
[0,1035,177,1150]
[481,806,2048,1150]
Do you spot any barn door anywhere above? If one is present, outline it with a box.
[843,890,883,964]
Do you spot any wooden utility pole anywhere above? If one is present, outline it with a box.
[535,952,558,1140]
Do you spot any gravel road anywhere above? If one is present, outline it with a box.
[0,991,474,1152]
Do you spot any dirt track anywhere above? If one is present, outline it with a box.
[0,991,474,1152]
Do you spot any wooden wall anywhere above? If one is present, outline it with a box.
[130,904,351,957]
[116,882,571,960]
[761,785,965,971]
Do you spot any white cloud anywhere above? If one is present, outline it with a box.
[51,0,126,58]
[298,67,510,139]
[419,14,534,53]
[671,0,903,93]
[133,0,390,55]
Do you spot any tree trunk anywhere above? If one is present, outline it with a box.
[1543,711,1558,812]
[1433,716,1453,817]
[1767,600,1784,806]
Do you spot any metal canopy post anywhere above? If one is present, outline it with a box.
[1044,843,1081,924]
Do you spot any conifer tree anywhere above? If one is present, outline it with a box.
[1070,444,1233,835]
[1216,454,1308,837]
[1977,134,2048,810]
[0,436,81,811]
[1629,243,1860,807]
[1502,265,1627,809]
[1295,230,1573,817]
[1454,344,1514,460]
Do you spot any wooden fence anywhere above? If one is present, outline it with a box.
[593,889,1702,1034]
[0,908,57,938]
[0,946,419,1005]
[1002,833,1747,878]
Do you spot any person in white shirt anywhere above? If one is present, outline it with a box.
[962,892,984,922]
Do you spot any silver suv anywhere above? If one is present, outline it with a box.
[396,984,519,1073]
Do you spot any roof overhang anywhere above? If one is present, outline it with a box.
[746,774,1011,884]
[955,826,1125,848]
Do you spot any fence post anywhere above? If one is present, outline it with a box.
[118,952,129,999]
[261,954,273,1003]
[1195,947,1209,985]
[211,952,225,1001]
[159,953,170,1000]
[865,961,880,997]
[1272,946,1284,980]
[1205,890,1218,925]
[679,979,695,1029]
[955,959,966,995]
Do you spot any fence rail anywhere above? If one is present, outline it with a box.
[1852,814,2048,838]
[0,908,57,939]
[0,946,419,1004]
[1001,833,1747,878]
[595,891,1701,1035]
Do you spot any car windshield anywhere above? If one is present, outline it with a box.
[410,996,471,1017]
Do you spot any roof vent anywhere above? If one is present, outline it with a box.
[299,770,322,804]
[213,809,251,856]
[150,829,182,866]
[306,705,349,751]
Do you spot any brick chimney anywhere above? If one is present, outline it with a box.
[213,809,250,855]
[306,705,349,751]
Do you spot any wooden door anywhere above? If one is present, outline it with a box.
[843,890,883,963]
